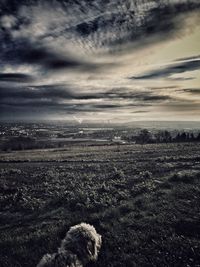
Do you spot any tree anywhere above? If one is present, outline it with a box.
[174,132,189,143]
[174,133,181,142]
[154,131,163,143]
[137,129,152,144]
[190,133,195,142]
[180,132,187,142]
[196,133,200,142]
[163,130,172,142]
[155,130,172,143]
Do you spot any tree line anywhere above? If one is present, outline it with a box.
[126,130,200,144]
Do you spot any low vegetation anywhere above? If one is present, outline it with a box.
[0,142,200,267]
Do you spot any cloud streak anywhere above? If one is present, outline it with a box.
[131,59,200,80]
[0,84,174,118]
[0,73,33,82]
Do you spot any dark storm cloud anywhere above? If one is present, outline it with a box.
[131,60,200,80]
[0,98,147,115]
[0,84,171,103]
[0,98,121,114]
[0,39,100,71]
[0,103,89,119]
[0,84,172,116]
[150,86,178,90]
[0,73,33,82]
[0,0,33,14]
[170,77,194,81]
[131,110,149,114]
[92,104,122,109]
[97,88,173,103]
[0,98,95,114]
[19,46,99,71]
[0,83,172,117]
[62,88,173,103]
[140,95,171,101]
[174,55,200,62]
[0,84,74,99]
[181,88,200,94]
[163,102,200,112]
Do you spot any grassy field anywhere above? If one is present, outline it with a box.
[0,142,200,267]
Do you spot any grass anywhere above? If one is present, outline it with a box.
[0,142,200,267]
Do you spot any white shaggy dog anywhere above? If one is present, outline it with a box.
[37,223,102,267]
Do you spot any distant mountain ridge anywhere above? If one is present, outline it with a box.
[123,121,200,130]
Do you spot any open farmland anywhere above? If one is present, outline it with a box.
[0,142,200,267]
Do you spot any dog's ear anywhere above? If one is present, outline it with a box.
[97,235,102,252]
[87,240,96,258]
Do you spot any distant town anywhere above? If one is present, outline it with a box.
[0,122,200,151]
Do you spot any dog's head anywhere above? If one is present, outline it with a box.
[60,223,102,264]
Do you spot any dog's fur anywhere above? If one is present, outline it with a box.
[37,223,102,267]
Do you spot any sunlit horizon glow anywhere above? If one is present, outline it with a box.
[0,0,200,123]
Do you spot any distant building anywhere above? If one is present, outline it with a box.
[111,136,126,144]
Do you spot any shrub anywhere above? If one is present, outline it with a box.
[169,170,199,184]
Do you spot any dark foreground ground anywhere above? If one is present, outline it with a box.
[0,143,200,267]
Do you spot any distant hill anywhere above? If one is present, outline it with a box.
[123,121,200,130]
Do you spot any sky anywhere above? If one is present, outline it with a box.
[0,0,200,123]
